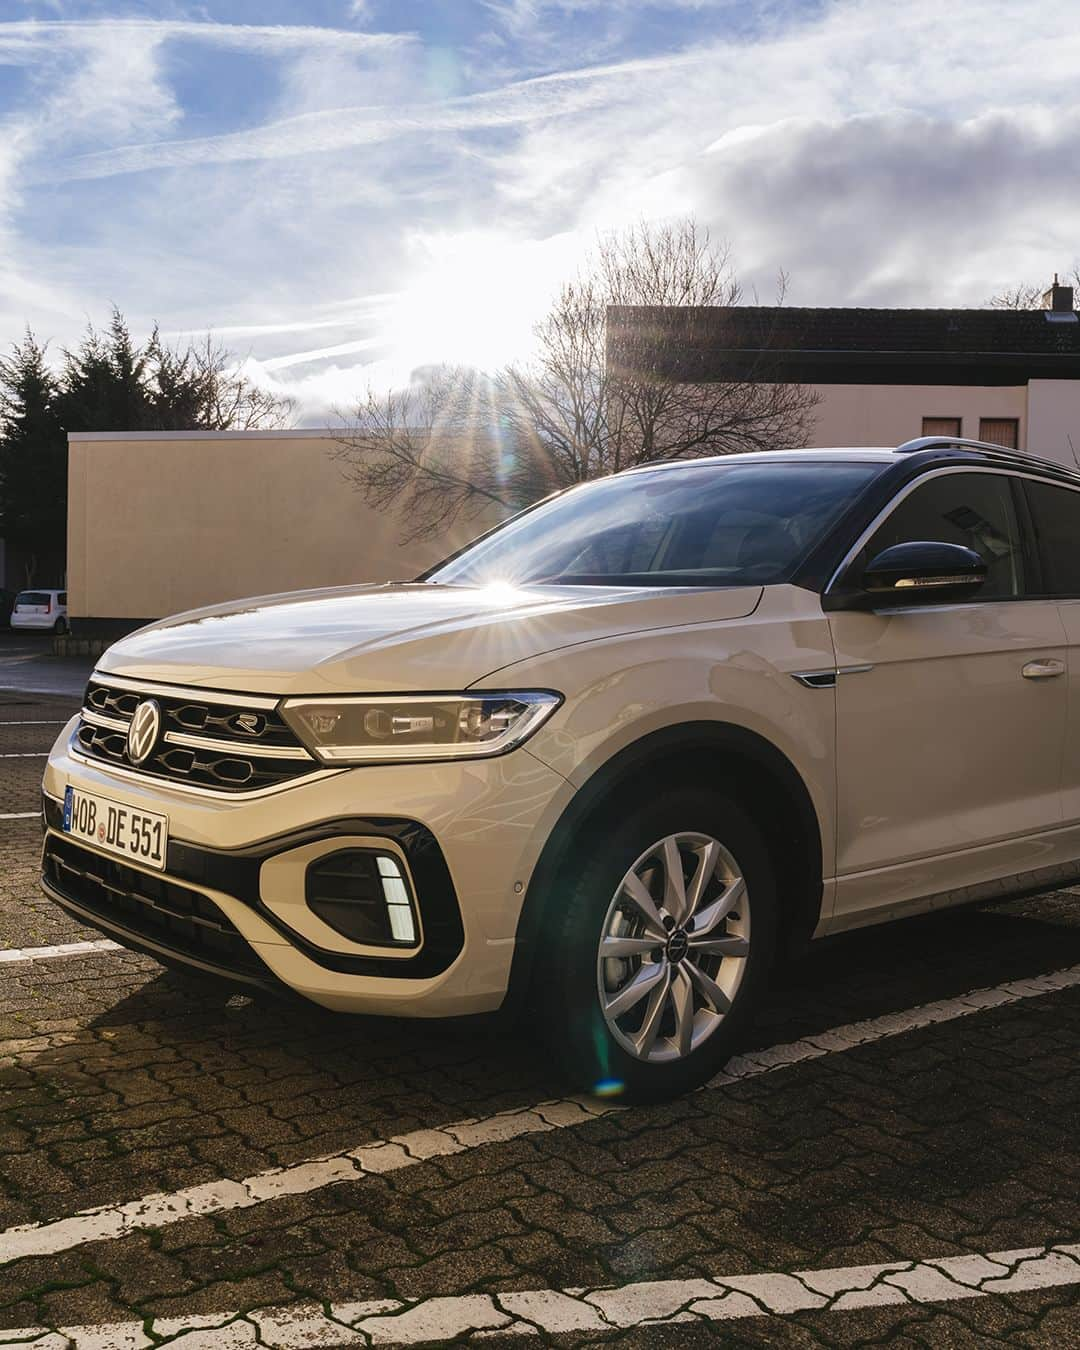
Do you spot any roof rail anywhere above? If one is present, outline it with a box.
[894,435,1080,476]
[894,436,1022,455]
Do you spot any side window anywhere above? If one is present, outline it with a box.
[865,473,1026,600]
[1024,481,1080,597]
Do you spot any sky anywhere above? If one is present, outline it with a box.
[1,0,1078,420]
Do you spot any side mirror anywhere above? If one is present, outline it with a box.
[861,540,987,600]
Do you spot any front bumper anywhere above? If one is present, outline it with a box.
[42,723,573,1016]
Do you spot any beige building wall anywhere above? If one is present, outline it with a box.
[806,383,1030,452]
[71,383,1080,621]
[1026,380,1080,466]
[67,431,497,621]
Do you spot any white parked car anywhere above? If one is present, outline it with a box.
[39,436,1080,1099]
[12,589,68,633]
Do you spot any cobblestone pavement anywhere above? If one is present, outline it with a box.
[1,693,1078,1346]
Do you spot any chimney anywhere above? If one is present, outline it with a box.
[1041,273,1074,312]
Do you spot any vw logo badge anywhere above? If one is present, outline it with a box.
[126,699,162,766]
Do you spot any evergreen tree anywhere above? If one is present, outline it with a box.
[0,333,66,582]
[56,309,156,432]
[0,309,293,584]
[147,328,206,428]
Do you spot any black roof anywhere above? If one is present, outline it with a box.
[621,442,1080,490]
[607,305,1080,386]
[894,443,1080,489]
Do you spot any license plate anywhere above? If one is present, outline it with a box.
[63,786,168,871]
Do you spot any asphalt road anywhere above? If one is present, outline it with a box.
[0,688,1078,1347]
[0,634,95,699]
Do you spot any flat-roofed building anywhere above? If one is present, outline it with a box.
[67,284,1080,635]
[66,428,495,639]
[606,280,1080,463]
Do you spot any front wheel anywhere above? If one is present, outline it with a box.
[539,788,777,1102]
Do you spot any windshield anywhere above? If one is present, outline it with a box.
[429,460,881,588]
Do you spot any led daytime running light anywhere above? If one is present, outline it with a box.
[280,691,561,765]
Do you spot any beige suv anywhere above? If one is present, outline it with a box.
[40,436,1080,1099]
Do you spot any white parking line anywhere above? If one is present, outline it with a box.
[0,812,39,820]
[1,1240,1077,1345]
[0,720,68,725]
[1,962,1077,1266]
[0,752,47,758]
[0,940,121,964]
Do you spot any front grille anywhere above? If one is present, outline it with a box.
[43,834,270,981]
[75,677,318,793]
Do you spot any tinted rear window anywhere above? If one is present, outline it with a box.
[16,592,49,605]
[1023,480,1080,596]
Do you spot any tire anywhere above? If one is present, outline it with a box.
[53,618,67,635]
[538,786,778,1103]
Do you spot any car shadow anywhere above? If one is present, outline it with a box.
[750,889,1080,1049]
[15,888,1080,1110]
[1,889,1077,1233]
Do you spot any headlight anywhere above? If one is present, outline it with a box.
[280,691,561,764]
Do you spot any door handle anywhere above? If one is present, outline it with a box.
[1022,658,1066,679]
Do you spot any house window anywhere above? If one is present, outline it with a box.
[979,418,1019,449]
[922,417,961,438]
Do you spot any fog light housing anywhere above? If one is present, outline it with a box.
[305,849,419,947]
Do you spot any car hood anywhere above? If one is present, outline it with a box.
[97,582,764,695]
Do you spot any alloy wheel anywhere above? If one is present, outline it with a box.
[596,831,750,1064]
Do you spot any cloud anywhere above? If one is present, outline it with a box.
[162,298,401,343]
[0,18,409,57]
[486,0,726,27]
[3,0,1080,420]
[42,25,179,147]
[258,336,387,372]
[0,16,416,339]
[37,45,710,182]
[680,106,1080,304]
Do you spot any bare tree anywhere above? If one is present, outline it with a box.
[989,267,1079,309]
[504,221,816,480]
[335,219,819,540]
[331,366,540,544]
[161,335,295,431]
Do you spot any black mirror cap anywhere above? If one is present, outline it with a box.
[825,540,988,611]
[863,540,988,593]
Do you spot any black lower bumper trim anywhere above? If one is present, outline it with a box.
[42,795,465,979]
[41,875,283,994]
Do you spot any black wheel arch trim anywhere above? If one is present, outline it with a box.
[504,721,824,1014]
